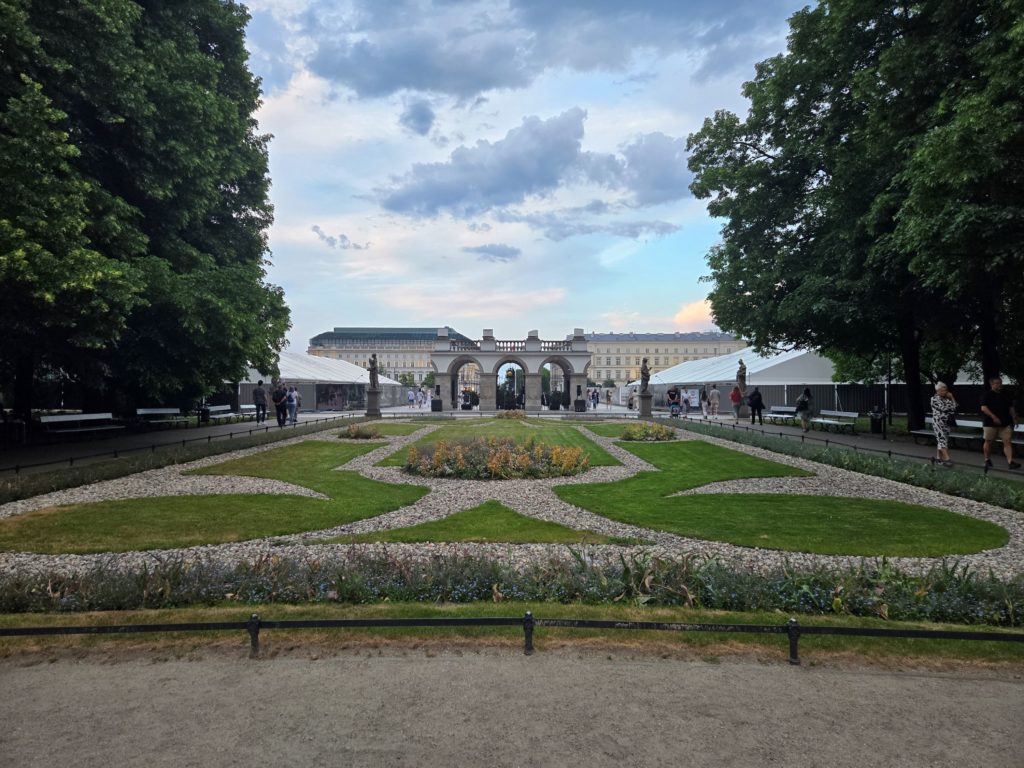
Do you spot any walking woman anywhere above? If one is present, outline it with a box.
[795,387,813,432]
[930,381,957,466]
[729,385,742,421]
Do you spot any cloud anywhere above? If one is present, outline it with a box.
[398,100,436,135]
[462,243,522,262]
[297,0,802,100]
[672,299,716,330]
[380,108,598,217]
[312,225,369,250]
[618,132,693,205]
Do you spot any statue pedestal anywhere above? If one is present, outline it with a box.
[366,388,382,419]
[638,391,653,418]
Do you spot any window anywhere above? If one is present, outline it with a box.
[654,348,659,354]
[654,357,660,365]
[605,357,611,365]
[615,370,621,379]
[635,357,640,365]
[615,357,620,365]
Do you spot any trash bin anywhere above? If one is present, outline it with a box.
[574,399,587,413]
[431,399,442,412]
[199,406,210,424]
[869,408,883,434]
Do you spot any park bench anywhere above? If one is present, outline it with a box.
[810,409,859,433]
[40,413,125,436]
[238,404,257,420]
[136,407,189,428]
[910,417,986,449]
[763,405,798,425]
[206,404,239,423]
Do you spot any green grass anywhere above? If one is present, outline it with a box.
[585,422,638,438]
[320,500,641,545]
[2,603,1022,665]
[0,441,427,554]
[377,419,619,467]
[363,422,426,436]
[556,441,1008,556]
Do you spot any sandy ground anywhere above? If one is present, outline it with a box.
[1,648,1022,768]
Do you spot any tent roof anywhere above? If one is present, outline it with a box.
[245,350,399,386]
[629,347,836,387]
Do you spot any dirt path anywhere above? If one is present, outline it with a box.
[2,649,1022,767]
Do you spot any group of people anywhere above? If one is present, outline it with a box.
[930,377,1019,470]
[584,388,611,409]
[251,379,301,428]
[406,388,431,408]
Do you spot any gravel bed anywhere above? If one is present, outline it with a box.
[1,422,1022,581]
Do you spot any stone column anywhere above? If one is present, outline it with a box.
[365,388,381,419]
[524,373,542,412]
[478,379,497,412]
[639,391,653,418]
[435,372,451,412]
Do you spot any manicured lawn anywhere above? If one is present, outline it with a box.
[0,442,427,554]
[377,420,619,467]
[555,441,1008,556]
[320,500,639,545]
[586,422,641,438]
[363,422,426,436]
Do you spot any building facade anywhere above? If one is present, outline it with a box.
[585,332,746,388]
[308,327,476,386]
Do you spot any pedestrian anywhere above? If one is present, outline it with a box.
[407,389,415,408]
[286,386,298,424]
[795,387,813,432]
[591,388,599,409]
[682,392,691,416]
[252,379,267,425]
[930,381,957,467]
[748,386,764,425]
[627,389,636,410]
[271,382,288,427]
[729,385,742,421]
[980,376,1020,470]
[699,388,708,417]
[605,389,612,409]
[709,385,720,417]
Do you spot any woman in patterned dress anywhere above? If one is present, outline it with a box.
[930,382,957,466]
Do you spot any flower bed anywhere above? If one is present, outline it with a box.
[621,422,677,441]
[340,424,381,440]
[496,409,528,420]
[405,436,589,479]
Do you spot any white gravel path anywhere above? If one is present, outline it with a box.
[1,420,1021,580]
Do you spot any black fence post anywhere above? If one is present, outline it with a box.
[787,617,801,665]
[523,611,534,656]
[247,613,261,658]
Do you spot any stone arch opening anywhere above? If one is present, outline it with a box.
[446,355,483,410]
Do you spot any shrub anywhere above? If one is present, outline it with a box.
[496,409,528,420]
[621,422,677,441]
[340,424,381,440]
[2,552,1020,626]
[404,436,589,479]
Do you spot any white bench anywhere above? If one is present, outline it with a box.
[239,404,257,420]
[911,417,1014,450]
[206,404,238,423]
[810,409,859,433]
[40,413,125,435]
[763,405,798,425]
[136,407,189,428]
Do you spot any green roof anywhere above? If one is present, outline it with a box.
[310,326,469,345]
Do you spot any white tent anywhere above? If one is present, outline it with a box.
[240,351,403,410]
[628,347,836,388]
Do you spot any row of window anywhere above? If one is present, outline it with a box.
[594,346,728,355]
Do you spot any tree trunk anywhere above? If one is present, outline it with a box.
[977,290,1002,385]
[13,353,33,422]
[898,312,926,431]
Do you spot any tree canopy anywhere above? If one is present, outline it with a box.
[0,0,289,414]
[687,0,1023,425]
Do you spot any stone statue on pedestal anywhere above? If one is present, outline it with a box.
[736,358,747,395]
[640,358,651,393]
[368,353,380,390]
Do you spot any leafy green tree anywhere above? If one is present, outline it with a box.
[421,371,435,389]
[601,378,617,389]
[688,0,1016,426]
[0,0,289,412]
[397,372,416,388]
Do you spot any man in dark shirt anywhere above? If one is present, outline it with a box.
[271,382,288,428]
[980,377,1019,469]
[252,380,268,425]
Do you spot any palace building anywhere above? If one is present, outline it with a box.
[585,331,746,388]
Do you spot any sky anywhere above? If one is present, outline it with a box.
[243,0,811,350]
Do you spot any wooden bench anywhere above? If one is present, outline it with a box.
[206,404,238,423]
[238,404,257,420]
[40,413,125,436]
[810,409,859,433]
[910,417,986,449]
[763,405,798,425]
[136,407,189,428]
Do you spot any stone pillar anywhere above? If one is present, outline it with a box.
[435,373,451,411]
[569,374,588,409]
[639,391,653,418]
[366,388,381,419]
[525,373,542,412]
[478,378,497,412]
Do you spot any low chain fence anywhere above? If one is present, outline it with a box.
[3,612,1022,665]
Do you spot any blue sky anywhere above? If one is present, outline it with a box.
[244,0,810,349]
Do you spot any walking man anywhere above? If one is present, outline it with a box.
[980,376,1020,470]
[708,385,720,417]
[252,380,267,424]
[271,382,288,427]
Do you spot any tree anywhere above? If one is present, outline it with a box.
[421,370,435,389]
[688,1,1016,427]
[397,372,416,388]
[0,0,289,412]
[601,378,617,389]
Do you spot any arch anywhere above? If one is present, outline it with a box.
[538,355,575,376]
[446,354,483,377]
[489,355,531,376]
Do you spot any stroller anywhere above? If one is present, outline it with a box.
[669,401,681,418]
